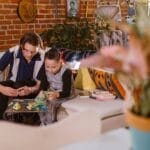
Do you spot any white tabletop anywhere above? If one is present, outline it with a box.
[60,128,131,150]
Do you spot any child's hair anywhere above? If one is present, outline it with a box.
[45,48,61,61]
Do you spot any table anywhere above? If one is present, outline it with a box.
[61,128,131,150]
[4,99,48,124]
[6,99,47,113]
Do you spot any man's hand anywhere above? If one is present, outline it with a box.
[17,86,31,96]
[17,80,41,96]
[0,85,18,97]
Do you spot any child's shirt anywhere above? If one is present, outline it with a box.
[46,65,73,98]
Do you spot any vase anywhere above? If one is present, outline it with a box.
[126,110,150,150]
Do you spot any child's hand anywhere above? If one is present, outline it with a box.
[37,91,45,98]
[47,92,59,101]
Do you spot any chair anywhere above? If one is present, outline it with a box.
[0,110,100,150]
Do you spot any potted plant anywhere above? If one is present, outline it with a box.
[121,8,150,150]
[80,6,150,150]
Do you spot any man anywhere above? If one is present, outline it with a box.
[0,32,48,122]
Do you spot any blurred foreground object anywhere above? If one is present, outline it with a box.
[0,110,100,150]
[81,6,150,150]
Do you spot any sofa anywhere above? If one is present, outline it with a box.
[0,51,127,132]
[56,67,127,133]
[0,110,100,150]
[57,91,126,133]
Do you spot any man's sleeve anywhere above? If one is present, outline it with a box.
[0,50,13,71]
[59,69,72,98]
[37,64,49,91]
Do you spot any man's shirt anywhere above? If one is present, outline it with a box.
[0,47,41,81]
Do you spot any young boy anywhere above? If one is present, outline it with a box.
[39,48,74,125]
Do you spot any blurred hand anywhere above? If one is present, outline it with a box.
[81,45,147,80]
[80,46,126,69]
[47,92,59,101]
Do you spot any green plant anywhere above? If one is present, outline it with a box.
[127,6,150,117]
[40,19,96,50]
[138,80,150,116]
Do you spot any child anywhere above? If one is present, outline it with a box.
[39,48,74,125]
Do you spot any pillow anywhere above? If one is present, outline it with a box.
[89,67,126,99]
[105,72,126,99]
[88,68,108,90]
[74,68,96,91]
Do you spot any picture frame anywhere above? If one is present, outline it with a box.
[66,0,80,18]
[126,0,136,24]
[147,0,150,16]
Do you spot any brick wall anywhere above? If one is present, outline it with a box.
[0,0,127,51]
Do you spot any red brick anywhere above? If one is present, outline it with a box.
[28,25,35,28]
[0,41,5,45]
[0,45,10,51]
[39,10,50,14]
[4,4,17,9]
[0,35,12,40]
[7,30,21,35]
[5,15,18,19]
[21,24,28,29]
[38,5,54,9]
[0,31,6,35]
[21,30,33,34]
[0,0,128,49]
[6,40,19,44]
[0,0,19,3]
[0,25,8,30]
[38,0,50,3]
[14,25,21,29]
[9,25,15,29]
[38,20,51,23]
[0,16,4,19]
[41,24,47,28]
[37,15,46,19]
[13,20,23,24]
[59,5,66,9]
[45,15,54,18]
[35,29,44,33]
[0,9,12,14]
[13,35,21,39]
[33,20,39,24]
[0,20,12,25]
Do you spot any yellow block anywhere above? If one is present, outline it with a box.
[74,68,96,91]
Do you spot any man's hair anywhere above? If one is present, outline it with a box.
[20,32,39,48]
[45,48,61,61]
